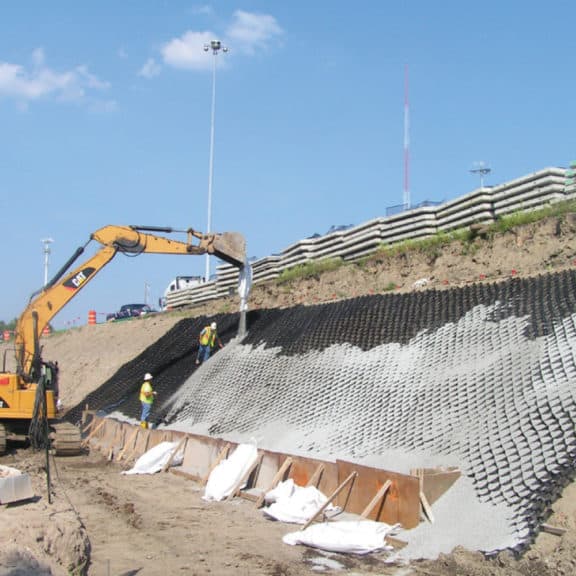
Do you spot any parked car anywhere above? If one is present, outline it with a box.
[106,304,156,322]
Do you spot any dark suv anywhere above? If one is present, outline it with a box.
[106,304,155,322]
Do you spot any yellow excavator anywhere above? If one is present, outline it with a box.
[0,225,245,455]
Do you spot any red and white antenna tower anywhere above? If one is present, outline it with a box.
[403,64,411,209]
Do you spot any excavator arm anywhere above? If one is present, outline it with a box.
[14,225,245,380]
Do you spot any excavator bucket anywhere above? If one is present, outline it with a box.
[212,232,246,268]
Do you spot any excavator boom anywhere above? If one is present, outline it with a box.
[91,226,246,267]
[15,224,245,380]
[0,223,245,456]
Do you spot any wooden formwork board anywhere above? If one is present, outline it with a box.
[132,426,151,458]
[418,467,461,506]
[255,456,293,508]
[336,460,420,529]
[250,451,283,492]
[180,433,233,481]
[118,428,140,461]
[110,421,127,457]
[81,412,97,438]
[83,416,425,530]
[90,418,115,452]
[146,428,170,451]
[275,453,339,496]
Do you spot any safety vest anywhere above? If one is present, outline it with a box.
[199,327,216,347]
[140,381,154,404]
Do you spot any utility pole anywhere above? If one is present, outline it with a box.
[144,282,150,306]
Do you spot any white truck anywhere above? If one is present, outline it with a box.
[160,276,203,310]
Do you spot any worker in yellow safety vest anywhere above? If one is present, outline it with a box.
[195,321,223,365]
[139,373,157,428]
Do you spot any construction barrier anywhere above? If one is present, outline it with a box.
[2,330,10,342]
[88,310,97,325]
[42,325,51,336]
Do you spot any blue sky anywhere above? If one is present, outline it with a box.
[1,1,575,328]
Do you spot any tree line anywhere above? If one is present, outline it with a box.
[0,319,17,333]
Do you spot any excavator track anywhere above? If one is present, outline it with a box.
[50,421,82,456]
[0,422,6,455]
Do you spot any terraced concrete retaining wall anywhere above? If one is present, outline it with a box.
[69,269,576,552]
[167,167,570,309]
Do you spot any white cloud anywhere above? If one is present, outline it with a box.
[162,30,214,70]
[225,10,283,54]
[138,58,161,79]
[0,49,110,105]
[191,4,213,16]
[161,10,283,71]
[31,47,45,68]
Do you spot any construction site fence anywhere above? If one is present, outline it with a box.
[167,166,574,310]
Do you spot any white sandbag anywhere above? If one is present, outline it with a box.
[283,520,398,555]
[263,480,339,524]
[203,443,258,502]
[122,441,183,475]
[264,478,296,504]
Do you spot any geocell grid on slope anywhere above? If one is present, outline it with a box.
[67,269,576,552]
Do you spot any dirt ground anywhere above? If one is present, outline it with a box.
[1,212,576,575]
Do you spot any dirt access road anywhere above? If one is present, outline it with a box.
[1,447,408,576]
[2,445,575,576]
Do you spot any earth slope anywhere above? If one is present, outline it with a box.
[1,211,576,575]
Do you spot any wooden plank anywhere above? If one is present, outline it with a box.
[302,471,358,531]
[386,536,408,550]
[255,456,293,508]
[81,415,95,434]
[117,428,139,461]
[227,453,264,501]
[202,443,230,485]
[541,523,566,536]
[109,425,126,461]
[239,491,260,502]
[124,427,150,464]
[170,468,202,482]
[337,459,420,529]
[180,435,229,480]
[277,454,338,496]
[411,466,461,506]
[306,463,325,488]
[420,490,435,524]
[162,436,188,473]
[80,418,107,446]
[361,479,392,519]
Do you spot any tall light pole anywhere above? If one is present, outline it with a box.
[41,238,54,287]
[470,161,492,189]
[203,39,228,282]
[144,281,150,306]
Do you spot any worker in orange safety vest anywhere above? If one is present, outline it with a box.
[195,321,223,365]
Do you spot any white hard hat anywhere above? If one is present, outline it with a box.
[144,373,153,381]
[210,322,217,330]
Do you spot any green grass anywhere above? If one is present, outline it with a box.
[276,199,576,286]
[378,229,470,259]
[488,199,576,234]
[277,258,344,285]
